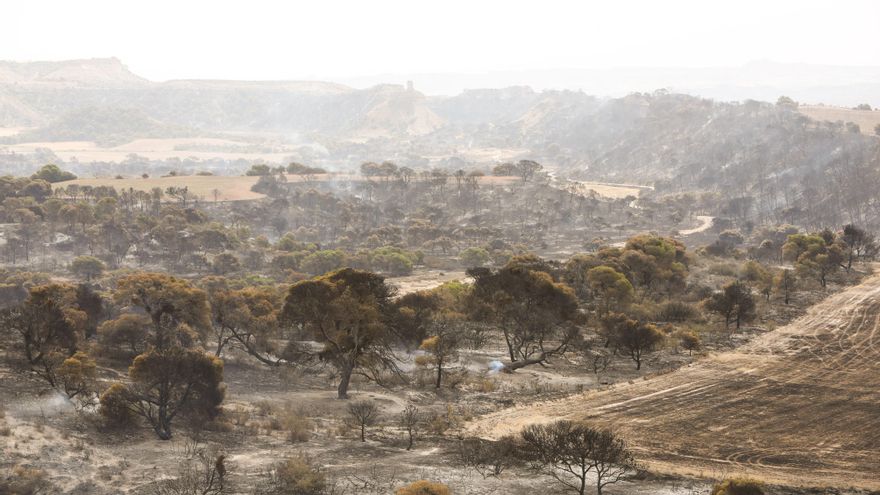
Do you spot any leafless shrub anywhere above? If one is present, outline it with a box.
[152,442,227,495]
[457,435,520,478]
[343,465,401,495]
[520,420,639,495]
[254,456,340,495]
[399,404,420,450]
[347,401,379,442]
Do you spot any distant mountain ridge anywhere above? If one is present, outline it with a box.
[0,57,148,87]
[2,58,878,142]
[337,61,880,106]
[2,58,878,229]
[0,59,447,139]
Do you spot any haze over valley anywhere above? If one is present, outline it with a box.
[1,2,879,495]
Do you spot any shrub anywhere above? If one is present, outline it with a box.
[459,247,490,268]
[246,164,272,176]
[97,313,151,358]
[711,478,764,495]
[708,262,739,277]
[262,457,326,495]
[678,330,701,355]
[355,246,420,276]
[70,255,105,281]
[657,301,697,322]
[347,401,380,442]
[54,351,98,408]
[254,400,273,416]
[99,383,132,425]
[395,480,451,495]
[0,466,52,495]
[152,444,227,495]
[457,435,519,477]
[278,407,312,443]
[212,253,241,275]
[32,164,76,183]
[300,250,348,275]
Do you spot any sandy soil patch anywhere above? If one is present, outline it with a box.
[387,270,468,296]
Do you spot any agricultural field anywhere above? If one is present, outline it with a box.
[56,173,641,203]
[58,174,268,201]
[4,137,297,163]
[0,127,32,137]
[799,105,880,135]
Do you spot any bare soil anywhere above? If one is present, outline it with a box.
[387,270,467,296]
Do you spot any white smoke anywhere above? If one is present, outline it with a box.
[488,360,505,373]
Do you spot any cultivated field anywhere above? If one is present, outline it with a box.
[57,174,641,202]
[565,180,648,199]
[4,137,297,162]
[56,174,520,202]
[0,127,32,137]
[466,267,880,490]
[799,105,880,136]
[59,174,269,201]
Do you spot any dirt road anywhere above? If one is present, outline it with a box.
[679,215,714,235]
[465,269,880,490]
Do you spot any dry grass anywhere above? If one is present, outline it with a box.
[799,105,880,136]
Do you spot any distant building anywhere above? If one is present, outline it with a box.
[406,80,414,92]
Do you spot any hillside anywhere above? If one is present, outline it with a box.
[0,58,147,87]
[3,59,880,231]
[4,106,196,147]
[466,268,880,490]
[0,60,443,139]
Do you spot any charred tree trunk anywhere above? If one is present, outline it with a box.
[337,360,355,399]
[503,353,547,372]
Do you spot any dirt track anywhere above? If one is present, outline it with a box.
[466,269,880,490]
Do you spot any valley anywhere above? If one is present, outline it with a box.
[1,52,879,495]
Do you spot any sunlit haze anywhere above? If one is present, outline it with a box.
[6,0,880,90]
[3,1,880,493]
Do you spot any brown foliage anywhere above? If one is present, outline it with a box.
[395,480,451,495]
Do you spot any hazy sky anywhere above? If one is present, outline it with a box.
[5,0,880,81]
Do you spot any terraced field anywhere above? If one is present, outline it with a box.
[466,268,880,489]
[799,105,880,136]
